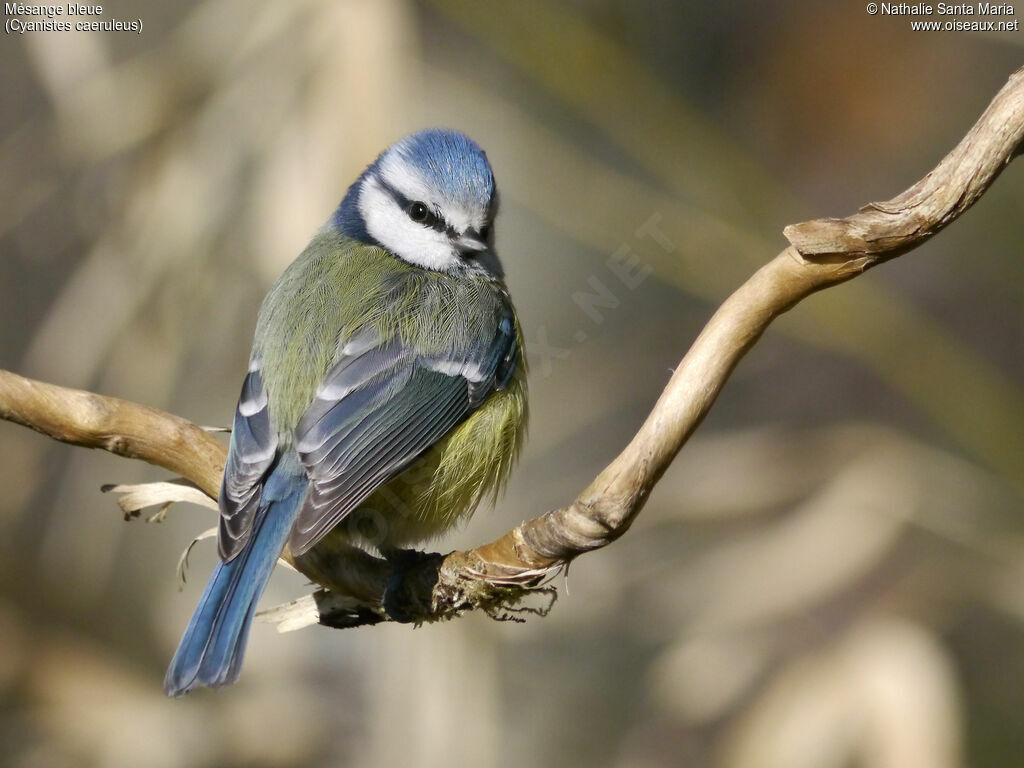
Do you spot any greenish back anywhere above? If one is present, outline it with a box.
[252,230,516,435]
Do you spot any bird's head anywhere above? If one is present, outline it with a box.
[335,129,502,277]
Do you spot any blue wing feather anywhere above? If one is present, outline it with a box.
[288,313,516,556]
[297,370,468,530]
[218,368,278,560]
[167,304,519,694]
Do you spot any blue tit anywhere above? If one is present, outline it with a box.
[165,129,527,696]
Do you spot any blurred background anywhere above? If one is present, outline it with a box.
[0,1,1021,766]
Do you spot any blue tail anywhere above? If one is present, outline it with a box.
[164,464,304,697]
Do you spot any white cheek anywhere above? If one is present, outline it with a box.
[358,178,459,272]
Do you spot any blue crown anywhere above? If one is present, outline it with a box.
[335,129,496,243]
[393,129,495,210]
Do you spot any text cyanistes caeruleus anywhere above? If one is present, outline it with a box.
[165,130,527,696]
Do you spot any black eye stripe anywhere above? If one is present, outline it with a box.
[374,173,455,237]
[415,205,452,236]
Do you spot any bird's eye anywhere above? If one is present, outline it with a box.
[408,201,429,222]
[479,224,492,241]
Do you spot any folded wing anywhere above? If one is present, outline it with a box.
[289,317,517,555]
[218,367,279,561]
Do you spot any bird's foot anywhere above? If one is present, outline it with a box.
[381,548,444,624]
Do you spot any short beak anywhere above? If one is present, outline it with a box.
[456,228,488,254]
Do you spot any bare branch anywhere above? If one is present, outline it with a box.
[0,370,226,498]
[1,67,1022,628]
[785,66,1024,263]
[400,66,1024,615]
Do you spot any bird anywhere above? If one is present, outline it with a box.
[164,129,527,696]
